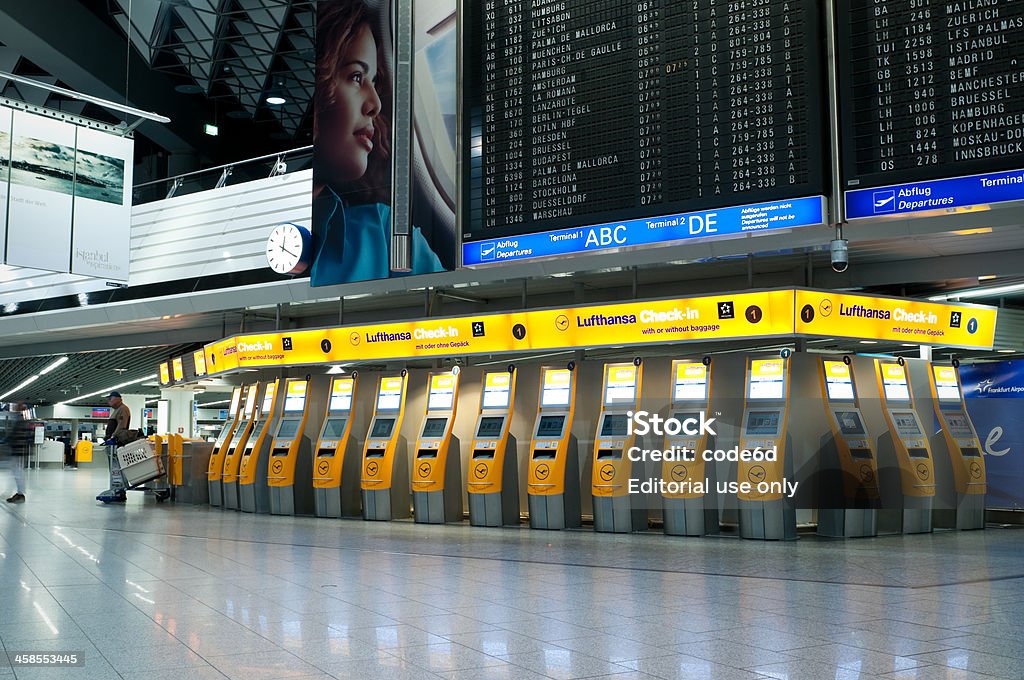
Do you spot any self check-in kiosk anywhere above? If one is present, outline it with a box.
[929,363,986,530]
[874,359,935,534]
[239,379,282,514]
[169,433,212,505]
[527,365,581,530]
[268,378,314,516]
[467,368,519,527]
[221,382,260,510]
[207,386,243,507]
[737,356,796,540]
[817,358,879,538]
[313,375,360,518]
[361,372,411,521]
[592,361,646,533]
[662,359,718,537]
[411,370,463,524]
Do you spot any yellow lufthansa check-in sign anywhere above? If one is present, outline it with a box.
[795,290,997,350]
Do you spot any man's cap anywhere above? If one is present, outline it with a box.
[107,391,122,399]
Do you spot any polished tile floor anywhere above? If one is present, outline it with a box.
[2,465,1024,680]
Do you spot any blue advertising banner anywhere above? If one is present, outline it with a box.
[961,361,1024,510]
[462,196,826,267]
[846,168,1024,220]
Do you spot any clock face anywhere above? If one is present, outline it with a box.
[266,223,311,275]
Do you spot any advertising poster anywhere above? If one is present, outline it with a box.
[311,0,455,286]
[961,361,1024,510]
[5,109,75,272]
[0,108,10,248]
[71,126,133,280]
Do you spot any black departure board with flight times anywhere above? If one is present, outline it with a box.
[462,0,829,243]
[837,0,1024,190]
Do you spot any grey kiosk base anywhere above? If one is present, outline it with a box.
[208,478,223,507]
[239,455,272,514]
[363,438,411,521]
[593,495,647,533]
[901,496,934,534]
[739,443,797,541]
[314,451,362,518]
[818,508,878,538]
[664,458,719,536]
[269,440,314,516]
[529,436,582,530]
[469,434,520,527]
[223,480,240,511]
[173,442,212,505]
[937,493,985,531]
[413,439,463,524]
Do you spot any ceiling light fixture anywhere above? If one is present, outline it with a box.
[58,374,158,406]
[0,356,70,401]
[929,281,1024,301]
[951,227,993,236]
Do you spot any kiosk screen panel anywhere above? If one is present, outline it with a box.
[891,412,923,438]
[377,377,404,411]
[824,361,856,401]
[243,388,258,417]
[228,388,242,415]
[482,372,512,409]
[745,410,781,436]
[322,418,348,439]
[835,410,867,437]
[276,419,299,438]
[600,414,629,437]
[540,369,572,407]
[943,413,974,439]
[476,416,504,439]
[421,417,448,438]
[748,360,785,400]
[283,381,307,412]
[370,418,395,439]
[261,383,277,413]
[604,366,637,405]
[932,366,961,402]
[536,415,566,438]
[674,362,708,402]
[881,364,911,402]
[428,374,457,410]
[329,378,354,411]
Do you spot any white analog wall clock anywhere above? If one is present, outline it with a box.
[266,223,312,275]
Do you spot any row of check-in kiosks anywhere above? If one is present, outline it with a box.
[187,354,985,540]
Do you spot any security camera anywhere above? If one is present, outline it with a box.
[830,238,849,273]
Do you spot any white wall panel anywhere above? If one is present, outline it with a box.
[0,169,312,307]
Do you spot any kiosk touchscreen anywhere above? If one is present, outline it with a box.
[411,370,463,524]
[874,359,935,534]
[207,386,243,507]
[817,359,879,538]
[360,373,411,521]
[592,361,646,533]
[929,364,986,530]
[527,365,581,530]
[737,357,796,540]
[239,379,282,514]
[313,375,361,518]
[467,368,520,527]
[662,359,718,537]
[267,378,315,516]
[221,382,260,510]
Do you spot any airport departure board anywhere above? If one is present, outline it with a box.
[463,0,828,242]
[838,0,1024,189]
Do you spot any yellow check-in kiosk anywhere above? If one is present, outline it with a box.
[207,386,243,507]
[268,378,315,516]
[221,382,260,510]
[929,363,986,530]
[467,367,520,527]
[527,365,581,530]
[239,379,282,514]
[313,375,361,518]
[592,360,646,533]
[662,359,718,537]
[737,356,796,540]
[816,358,879,538]
[874,359,935,534]
[361,372,412,521]
[411,370,463,524]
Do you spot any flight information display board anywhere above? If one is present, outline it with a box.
[838,0,1024,191]
[463,0,828,259]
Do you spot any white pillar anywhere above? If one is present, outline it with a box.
[919,345,933,361]
[160,389,195,437]
[122,393,148,432]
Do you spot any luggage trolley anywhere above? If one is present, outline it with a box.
[97,439,171,503]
